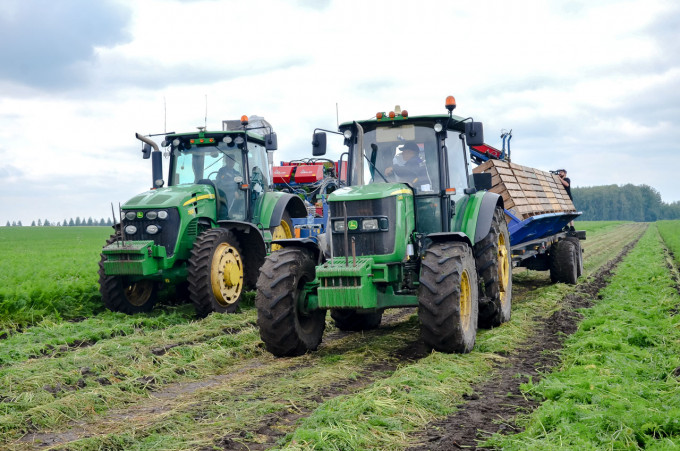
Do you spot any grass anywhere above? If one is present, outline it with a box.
[658,220,680,266]
[0,227,112,332]
[485,224,680,450]
[0,221,647,449]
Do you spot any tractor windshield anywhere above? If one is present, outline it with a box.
[349,124,440,194]
[171,143,246,219]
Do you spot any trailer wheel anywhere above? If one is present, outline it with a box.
[188,228,244,317]
[331,309,382,331]
[474,207,512,328]
[256,247,325,357]
[549,239,578,284]
[98,234,157,314]
[418,241,479,353]
[565,237,583,277]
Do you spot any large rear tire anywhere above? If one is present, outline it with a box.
[330,309,382,331]
[98,234,157,314]
[549,239,578,284]
[418,242,479,353]
[188,228,244,317]
[474,207,512,328]
[256,247,325,357]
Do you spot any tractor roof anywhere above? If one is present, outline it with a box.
[339,113,468,133]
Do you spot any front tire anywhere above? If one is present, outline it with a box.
[98,234,157,314]
[418,242,479,353]
[188,228,244,317]
[256,247,325,357]
[474,207,512,328]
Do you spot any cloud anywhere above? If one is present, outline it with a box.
[0,0,132,90]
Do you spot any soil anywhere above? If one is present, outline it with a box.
[407,231,645,450]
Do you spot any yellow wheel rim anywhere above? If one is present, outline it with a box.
[270,219,292,252]
[124,280,153,306]
[211,242,243,307]
[498,232,510,306]
[460,270,472,330]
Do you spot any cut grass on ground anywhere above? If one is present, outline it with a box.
[485,224,680,450]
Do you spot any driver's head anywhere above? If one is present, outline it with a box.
[400,142,419,160]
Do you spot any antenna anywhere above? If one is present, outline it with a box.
[204,94,208,129]
[336,102,339,128]
[164,97,167,134]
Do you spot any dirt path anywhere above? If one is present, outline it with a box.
[407,225,647,450]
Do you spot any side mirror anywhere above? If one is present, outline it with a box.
[265,132,278,151]
[472,172,492,191]
[142,143,152,159]
[312,132,327,156]
[464,122,484,147]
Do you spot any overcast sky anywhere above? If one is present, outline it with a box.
[1,0,678,225]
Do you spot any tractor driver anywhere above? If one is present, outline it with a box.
[384,142,429,187]
[215,155,244,219]
[216,156,241,189]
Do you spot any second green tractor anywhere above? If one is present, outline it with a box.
[255,98,512,356]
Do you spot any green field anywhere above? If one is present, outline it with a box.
[0,222,678,450]
[486,223,680,449]
[0,227,112,333]
[658,220,680,265]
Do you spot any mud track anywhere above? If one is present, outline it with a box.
[408,226,647,450]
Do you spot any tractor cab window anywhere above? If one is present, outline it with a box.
[351,124,439,194]
[170,142,246,220]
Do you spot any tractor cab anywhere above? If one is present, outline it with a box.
[164,116,275,221]
[314,99,484,236]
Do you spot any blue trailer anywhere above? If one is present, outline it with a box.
[471,133,586,284]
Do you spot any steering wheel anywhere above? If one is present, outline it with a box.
[207,171,219,181]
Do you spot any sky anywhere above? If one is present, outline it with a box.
[1,0,678,226]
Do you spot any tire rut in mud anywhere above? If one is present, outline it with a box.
[408,227,646,450]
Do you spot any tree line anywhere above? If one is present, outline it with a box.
[4,217,115,227]
[572,184,680,221]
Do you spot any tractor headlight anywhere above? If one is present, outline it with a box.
[361,219,379,231]
[157,210,168,220]
[333,220,346,232]
[125,211,137,221]
[146,225,160,235]
[146,211,157,220]
[124,225,137,235]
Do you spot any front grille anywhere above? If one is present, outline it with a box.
[330,198,396,257]
[121,208,181,257]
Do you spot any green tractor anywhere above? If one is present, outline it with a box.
[99,116,307,317]
[255,97,512,356]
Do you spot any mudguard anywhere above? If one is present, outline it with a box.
[425,232,472,248]
[473,192,503,244]
[216,220,266,287]
[268,193,307,229]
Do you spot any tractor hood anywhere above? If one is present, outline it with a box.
[328,183,413,202]
[123,184,215,209]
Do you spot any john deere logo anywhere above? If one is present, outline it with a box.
[348,220,358,230]
[137,212,144,219]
